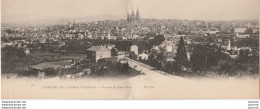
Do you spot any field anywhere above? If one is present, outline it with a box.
[1,52,87,74]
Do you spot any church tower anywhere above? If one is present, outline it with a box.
[136,5,140,21]
[227,40,231,51]
[72,17,76,29]
[73,18,75,26]
[126,2,140,23]
[127,12,130,22]
[131,7,135,21]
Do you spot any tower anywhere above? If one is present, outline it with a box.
[127,12,130,22]
[126,3,140,23]
[73,18,75,26]
[227,40,231,51]
[165,41,173,52]
[136,5,140,21]
[127,0,140,22]
[131,7,135,21]
[71,17,76,29]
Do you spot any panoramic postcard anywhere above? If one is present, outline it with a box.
[1,0,259,99]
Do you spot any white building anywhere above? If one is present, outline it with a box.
[1,42,13,48]
[24,49,30,55]
[238,47,252,52]
[236,33,250,38]
[164,41,173,52]
[227,40,231,51]
[87,33,93,39]
[234,28,247,33]
[86,46,112,62]
[105,33,111,39]
[137,53,148,60]
[130,45,138,55]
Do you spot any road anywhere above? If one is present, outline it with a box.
[126,58,184,81]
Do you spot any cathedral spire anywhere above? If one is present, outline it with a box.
[137,5,139,13]
[136,5,140,20]
[72,17,76,28]
[126,4,141,23]
[131,6,135,17]
[127,12,130,22]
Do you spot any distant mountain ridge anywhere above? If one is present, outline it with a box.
[1,15,258,27]
[2,14,125,27]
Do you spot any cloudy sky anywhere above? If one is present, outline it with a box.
[2,0,259,24]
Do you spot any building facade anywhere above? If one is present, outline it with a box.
[86,46,112,62]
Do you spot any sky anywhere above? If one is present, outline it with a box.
[2,0,128,24]
[131,0,259,20]
[1,0,259,24]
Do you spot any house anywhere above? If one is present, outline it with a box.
[161,41,174,52]
[1,42,13,48]
[137,53,148,60]
[117,51,126,60]
[110,36,117,40]
[24,48,30,55]
[119,58,128,64]
[105,44,115,49]
[30,62,60,78]
[252,29,259,33]
[236,33,250,38]
[83,69,91,75]
[234,28,247,33]
[238,47,252,52]
[39,37,47,43]
[130,45,138,55]
[131,35,140,39]
[86,46,111,62]
[29,60,74,78]
[151,45,160,52]
[165,52,176,62]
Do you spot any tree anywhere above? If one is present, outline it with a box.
[175,36,188,74]
[148,53,156,66]
[149,35,165,46]
[44,67,57,76]
[118,62,130,73]
[111,47,118,56]
[237,49,250,63]
[190,44,210,72]
[129,51,137,60]
[156,51,167,71]
[166,61,174,74]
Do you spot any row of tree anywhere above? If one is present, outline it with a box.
[131,36,259,77]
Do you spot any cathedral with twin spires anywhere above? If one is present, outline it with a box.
[127,6,140,22]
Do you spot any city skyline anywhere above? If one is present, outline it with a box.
[2,0,259,25]
[1,0,259,100]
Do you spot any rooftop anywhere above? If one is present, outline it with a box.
[30,60,72,70]
[87,46,111,52]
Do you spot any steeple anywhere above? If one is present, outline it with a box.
[136,5,140,20]
[131,7,135,17]
[73,17,75,26]
[127,12,130,22]
[126,4,141,23]
[227,40,231,51]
